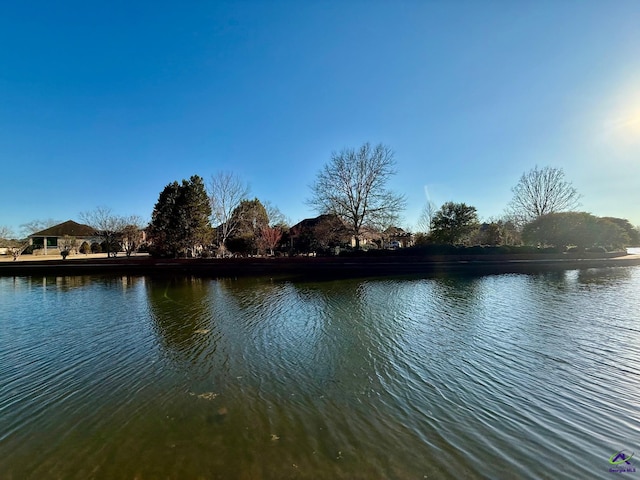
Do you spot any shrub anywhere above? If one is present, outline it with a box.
[101,240,121,255]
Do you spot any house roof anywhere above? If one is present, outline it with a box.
[290,214,343,235]
[384,226,412,237]
[31,220,96,237]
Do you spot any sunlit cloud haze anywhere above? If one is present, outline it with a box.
[1,1,639,235]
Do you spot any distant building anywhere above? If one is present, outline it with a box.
[29,220,98,255]
[290,214,401,252]
[383,226,414,248]
[289,214,341,238]
[289,214,351,253]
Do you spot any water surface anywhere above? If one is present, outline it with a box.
[1,268,639,479]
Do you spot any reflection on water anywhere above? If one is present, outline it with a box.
[1,268,640,479]
[8,274,143,292]
[146,277,214,357]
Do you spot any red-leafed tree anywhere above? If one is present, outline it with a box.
[259,226,283,256]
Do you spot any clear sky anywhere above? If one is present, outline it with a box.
[1,0,639,236]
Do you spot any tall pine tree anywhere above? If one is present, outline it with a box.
[226,198,269,255]
[149,175,212,257]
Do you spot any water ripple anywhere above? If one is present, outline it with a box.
[1,269,640,478]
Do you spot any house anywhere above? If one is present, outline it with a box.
[29,220,98,255]
[355,226,383,249]
[290,214,387,252]
[383,226,414,248]
[289,214,351,253]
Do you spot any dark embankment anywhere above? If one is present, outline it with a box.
[1,252,639,280]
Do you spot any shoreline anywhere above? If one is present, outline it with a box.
[2,253,640,279]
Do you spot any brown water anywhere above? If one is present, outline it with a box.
[1,268,639,479]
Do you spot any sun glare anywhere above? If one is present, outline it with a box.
[607,112,640,140]
[596,114,640,160]
[600,87,640,152]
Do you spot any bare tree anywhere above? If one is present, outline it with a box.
[308,142,406,249]
[507,166,581,227]
[263,200,288,227]
[416,200,437,233]
[80,206,126,258]
[20,218,61,237]
[59,235,77,259]
[0,226,14,241]
[1,226,29,261]
[120,215,146,257]
[7,243,29,261]
[208,172,249,250]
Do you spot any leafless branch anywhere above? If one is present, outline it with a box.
[208,172,249,247]
[308,142,406,248]
[19,219,61,237]
[263,201,287,227]
[0,225,14,242]
[79,206,126,257]
[416,201,437,233]
[506,166,581,227]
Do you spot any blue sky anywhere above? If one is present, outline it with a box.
[1,1,639,236]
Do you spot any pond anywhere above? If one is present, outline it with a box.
[1,268,639,479]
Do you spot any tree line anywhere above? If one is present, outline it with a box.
[147,174,289,257]
[1,143,639,258]
[414,165,637,252]
[142,146,637,256]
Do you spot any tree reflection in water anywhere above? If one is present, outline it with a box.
[145,276,216,362]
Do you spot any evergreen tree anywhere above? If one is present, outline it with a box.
[430,202,479,245]
[600,217,639,245]
[226,198,269,255]
[149,181,180,257]
[148,175,212,257]
[178,175,213,256]
[522,212,630,251]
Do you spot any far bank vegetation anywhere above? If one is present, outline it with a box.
[2,146,638,260]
